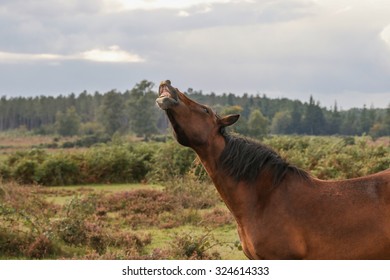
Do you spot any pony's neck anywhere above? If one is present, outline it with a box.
[192,135,226,184]
[193,141,223,180]
[193,137,262,222]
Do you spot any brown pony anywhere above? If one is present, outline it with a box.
[156,80,390,260]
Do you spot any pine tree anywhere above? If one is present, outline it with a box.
[127,80,158,139]
[248,109,268,138]
[100,90,127,135]
[55,106,81,136]
[271,111,292,134]
[303,96,326,135]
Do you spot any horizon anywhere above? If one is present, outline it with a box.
[1,82,387,111]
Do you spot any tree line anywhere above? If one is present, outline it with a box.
[0,80,389,138]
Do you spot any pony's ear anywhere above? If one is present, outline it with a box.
[219,114,240,127]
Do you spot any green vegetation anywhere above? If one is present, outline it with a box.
[0,135,388,185]
[0,122,388,260]
[263,135,389,179]
[0,140,195,186]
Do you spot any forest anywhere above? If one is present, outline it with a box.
[1,80,389,139]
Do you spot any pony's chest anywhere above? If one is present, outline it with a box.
[238,222,307,260]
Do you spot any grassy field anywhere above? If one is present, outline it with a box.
[43,184,163,205]
[1,132,389,259]
[0,181,246,260]
[49,183,246,259]
[1,132,241,259]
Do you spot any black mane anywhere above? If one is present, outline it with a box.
[219,134,309,186]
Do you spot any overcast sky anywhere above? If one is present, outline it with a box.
[1,0,390,109]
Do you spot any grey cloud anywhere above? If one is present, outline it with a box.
[0,0,315,52]
[0,0,390,108]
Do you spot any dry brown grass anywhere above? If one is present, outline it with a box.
[0,133,53,150]
[0,181,240,260]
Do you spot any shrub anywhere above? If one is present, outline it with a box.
[169,230,221,260]
[55,195,99,245]
[163,175,219,209]
[82,144,151,184]
[26,234,55,259]
[202,208,234,227]
[84,221,109,254]
[103,189,180,229]
[12,159,39,184]
[2,142,156,185]
[7,149,47,166]
[56,216,88,245]
[265,135,390,180]
[38,155,80,186]
[148,141,196,182]
[130,143,156,182]
[111,231,152,255]
[0,162,11,181]
[2,136,388,185]
[0,183,58,258]
[5,149,47,184]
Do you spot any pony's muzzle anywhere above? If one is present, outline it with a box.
[156,80,178,110]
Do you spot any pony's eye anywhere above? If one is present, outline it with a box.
[203,107,209,114]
